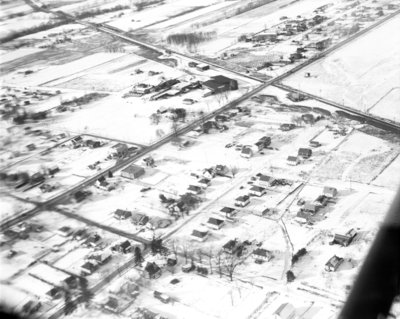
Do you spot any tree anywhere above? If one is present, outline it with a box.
[196,249,203,264]
[286,270,296,283]
[230,166,239,178]
[204,247,214,274]
[180,193,201,210]
[171,118,179,137]
[134,246,144,266]
[150,235,163,254]
[63,290,77,315]
[170,240,179,259]
[181,242,189,263]
[215,250,224,278]
[224,253,243,281]
[291,115,303,127]
[150,113,161,125]
[78,277,94,307]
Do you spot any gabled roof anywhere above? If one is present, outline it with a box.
[220,207,235,214]
[207,217,224,225]
[287,156,299,161]
[250,186,265,192]
[191,229,208,238]
[253,248,271,258]
[236,195,250,202]
[223,239,239,251]
[241,147,253,154]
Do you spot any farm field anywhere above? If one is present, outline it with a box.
[283,13,400,123]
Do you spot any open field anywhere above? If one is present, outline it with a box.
[283,13,400,123]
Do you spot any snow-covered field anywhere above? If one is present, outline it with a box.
[283,14,400,123]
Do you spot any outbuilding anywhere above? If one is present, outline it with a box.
[121,164,145,180]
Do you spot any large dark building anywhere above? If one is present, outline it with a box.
[202,75,238,95]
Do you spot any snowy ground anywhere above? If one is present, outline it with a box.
[283,13,400,123]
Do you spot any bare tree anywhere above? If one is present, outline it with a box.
[224,253,243,282]
[150,113,161,125]
[171,119,179,137]
[204,247,214,274]
[196,249,204,264]
[230,166,239,178]
[181,242,189,263]
[156,129,165,139]
[170,240,179,259]
[215,250,224,278]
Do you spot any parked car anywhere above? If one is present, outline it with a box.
[153,291,171,304]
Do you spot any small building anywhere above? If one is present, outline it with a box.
[104,296,119,312]
[197,178,211,188]
[144,262,161,279]
[196,63,210,71]
[202,75,238,94]
[249,185,266,197]
[241,147,253,158]
[219,207,237,221]
[83,234,101,248]
[215,164,229,176]
[323,186,338,198]
[258,174,276,187]
[81,261,98,275]
[114,209,132,220]
[191,228,209,242]
[73,228,89,241]
[26,143,36,151]
[258,136,271,148]
[48,166,60,175]
[30,172,45,185]
[287,156,300,166]
[252,248,272,262]
[113,240,133,254]
[273,303,296,319]
[86,140,101,148]
[309,140,321,148]
[88,250,112,264]
[206,216,225,230]
[188,61,198,68]
[280,123,296,131]
[121,164,145,180]
[187,184,203,195]
[131,213,150,226]
[298,148,312,159]
[314,194,329,207]
[325,255,344,272]
[303,202,319,214]
[223,239,243,255]
[235,195,250,207]
[57,226,73,237]
[330,229,357,247]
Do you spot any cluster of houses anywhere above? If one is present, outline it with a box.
[240,136,271,158]
[296,186,337,223]
[66,136,105,149]
[286,147,313,166]
[1,165,60,193]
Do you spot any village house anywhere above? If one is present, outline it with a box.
[187,184,203,195]
[241,146,253,158]
[273,303,296,319]
[83,233,101,248]
[219,207,237,221]
[26,143,36,151]
[202,168,216,179]
[215,164,230,176]
[197,178,211,188]
[252,248,272,262]
[287,156,300,166]
[112,143,129,158]
[48,165,60,175]
[191,228,209,242]
[88,249,112,265]
[330,229,357,247]
[85,139,102,148]
[298,148,312,159]
[223,239,244,255]
[73,228,89,241]
[104,296,119,312]
[296,210,311,223]
[202,75,238,95]
[257,174,276,187]
[57,226,73,237]
[81,261,98,276]
[114,209,132,220]
[303,202,319,214]
[206,216,225,230]
[196,63,210,71]
[325,255,344,272]
[144,262,162,279]
[121,164,145,180]
[314,194,329,207]
[249,185,266,197]
[280,123,296,131]
[235,195,250,207]
[309,140,321,147]
[112,240,133,254]
[323,186,338,198]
